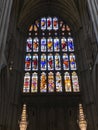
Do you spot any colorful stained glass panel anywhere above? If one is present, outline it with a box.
[63,53,69,70]
[26,37,32,52]
[64,72,72,92]
[23,73,30,92]
[48,72,54,92]
[54,37,60,52]
[41,37,46,52]
[31,72,38,92]
[56,72,62,92]
[32,54,38,70]
[72,72,80,92]
[40,72,47,92]
[25,53,31,71]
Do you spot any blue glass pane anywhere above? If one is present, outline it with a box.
[41,37,46,52]
[63,53,69,70]
[25,54,31,71]
[41,18,46,30]
[54,37,60,52]
[68,37,74,52]
[41,54,47,70]
[70,53,77,70]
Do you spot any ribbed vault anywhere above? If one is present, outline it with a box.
[18,0,82,32]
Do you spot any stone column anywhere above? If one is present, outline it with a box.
[87,0,98,42]
[0,0,13,72]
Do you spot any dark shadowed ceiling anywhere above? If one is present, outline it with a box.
[18,0,82,32]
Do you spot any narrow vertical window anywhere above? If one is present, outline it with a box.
[25,53,31,71]
[54,37,60,52]
[33,37,39,52]
[48,54,54,70]
[55,54,61,70]
[70,53,76,70]
[64,72,72,92]
[63,53,69,70]
[47,17,52,30]
[26,37,32,52]
[40,72,47,92]
[23,73,30,92]
[32,54,38,70]
[56,72,62,92]
[47,37,53,52]
[31,72,38,92]
[41,18,46,30]
[41,54,47,70]
[68,37,74,52]
[53,17,58,30]
[61,37,67,52]
[48,72,54,92]
[41,37,46,52]
[72,72,80,92]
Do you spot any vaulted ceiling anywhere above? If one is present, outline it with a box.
[18,0,82,32]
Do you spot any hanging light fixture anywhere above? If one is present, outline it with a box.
[19,104,28,130]
[78,104,87,130]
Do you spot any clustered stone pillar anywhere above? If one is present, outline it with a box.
[19,104,28,130]
[78,104,87,130]
[0,0,13,71]
[87,0,98,42]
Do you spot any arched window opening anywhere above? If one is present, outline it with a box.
[23,17,80,93]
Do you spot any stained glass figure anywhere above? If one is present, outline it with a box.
[61,37,67,51]
[33,37,39,52]
[66,25,70,31]
[48,54,54,70]
[47,37,53,52]
[54,37,60,52]
[63,53,69,70]
[68,37,74,52]
[64,72,72,92]
[60,21,63,27]
[41,18,46,30]
[47,17,52,30]
[32,54,38,70]
[31,72,38,92]
[70,53,77,70]
[56,72,62,92]
[35,20,39,28]
[29,25,33,31]
[72,72,80,92]
[55,53,61,70]
[40,72,47,92]
[41,54,46,70]
[53,17,58,30]
[62,24,66,31]
[26,37,32,52]
[34,25,38,31]
[48,72,54,92]
[25,53,31,71]
[23,73,30,92]
[41,37,46,52]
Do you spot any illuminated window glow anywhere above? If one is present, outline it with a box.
[23,17,80,93]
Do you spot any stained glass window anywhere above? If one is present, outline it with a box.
[56,72,62,92]
[23,17,80,93]
[31,72,38,92]
[48,72,54,92]
[40,72,47,92]
[23,73,30,92]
